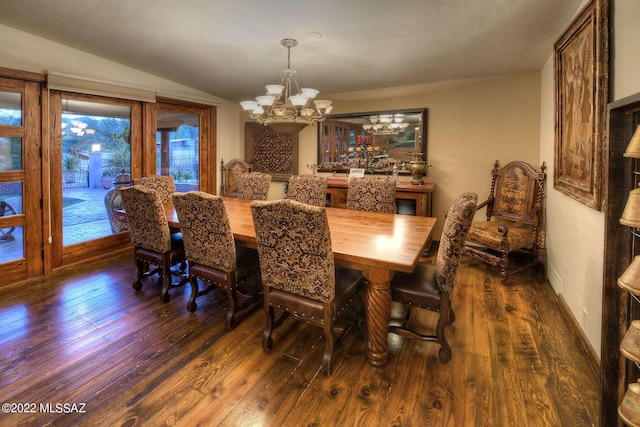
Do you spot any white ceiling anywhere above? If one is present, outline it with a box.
[0,0,582,103]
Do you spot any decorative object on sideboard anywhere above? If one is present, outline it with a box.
[408,153,427,184]
[240,38,332,135]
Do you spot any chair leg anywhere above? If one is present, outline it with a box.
[322,318,335,376]
[133,258,145,290]
[437,293,452,363]
[499,253,509,284]
[159,272,170,302]
[262,303,275,352]
[225,287,238,331]
[187,276,199,312]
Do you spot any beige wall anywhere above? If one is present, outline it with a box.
[539,0,640,360]
[292,74,541,238]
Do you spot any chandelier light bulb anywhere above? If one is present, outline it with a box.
[256,95,276,106]
[241,100,259,111]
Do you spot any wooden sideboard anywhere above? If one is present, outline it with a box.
[326,179,434,217]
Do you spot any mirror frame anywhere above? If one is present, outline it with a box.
[316,108,427,174]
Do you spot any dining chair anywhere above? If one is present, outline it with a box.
[285,175,328,207]
[250,198,363,375]
[119,185,188,302]
[132,175,177,203]
[238,172,272,200]
[462,160,546,283]
[346,176,396,213]
[220,158,252,197]
[173,191,262,329]
[390,192,477,362]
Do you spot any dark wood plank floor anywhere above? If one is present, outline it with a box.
[0,252,599,426]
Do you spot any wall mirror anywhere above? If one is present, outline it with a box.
[317,108,427,174]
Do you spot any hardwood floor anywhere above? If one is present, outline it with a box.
[0,252,599,426]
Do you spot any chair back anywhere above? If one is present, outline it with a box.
[238,172,272,200]
[172,191,236,272]
[485,160,546,225]
[286,175,328,207]
[119,185,171,253]
[436,192,478,293]
[251,199,335,303]
[346,176,396,213]
[221,158,252,197]
[132,175,176,203]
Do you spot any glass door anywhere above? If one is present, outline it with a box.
[0,78,42,282]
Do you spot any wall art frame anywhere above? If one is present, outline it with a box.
[553,0,609,210]
[244,122,298,181]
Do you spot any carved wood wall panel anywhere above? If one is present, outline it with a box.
[245,123,298,181]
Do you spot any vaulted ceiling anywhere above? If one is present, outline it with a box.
[0,0,582,102]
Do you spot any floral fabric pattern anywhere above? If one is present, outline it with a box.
[119,185,171,253]
[251,199,336,303]
[238,172,272,200]
[346,176,396,213]
[285,175,328,207]
[133,175,177,203]
[436,192,477,293]
[172,191,236,273]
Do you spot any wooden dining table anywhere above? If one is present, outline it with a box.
[165,196,437,367]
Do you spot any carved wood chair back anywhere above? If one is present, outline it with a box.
[221,158,252,197]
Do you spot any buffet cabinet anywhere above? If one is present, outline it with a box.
[326,179,434,217]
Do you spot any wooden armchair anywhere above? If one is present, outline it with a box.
[462,160,546,283]
[220,158,251,197]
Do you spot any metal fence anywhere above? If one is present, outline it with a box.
[62,171,89,189]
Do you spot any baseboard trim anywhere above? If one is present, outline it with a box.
[557,293,600,380]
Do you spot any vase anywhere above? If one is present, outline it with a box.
[408,153,427,184]
[104,169,131,233]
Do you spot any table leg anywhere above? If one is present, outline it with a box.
[362,266,395,366]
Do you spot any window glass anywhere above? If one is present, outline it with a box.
[0,137,22,171]
[62,99,131,246]
[0,182,23,261]
[0,91,21,126]
[156,110,199,191]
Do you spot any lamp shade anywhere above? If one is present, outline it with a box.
[621,320,640,363]
[619,382,640,427]
[619,256,640,296]
[620,188,640,227]
[624,125,640,158]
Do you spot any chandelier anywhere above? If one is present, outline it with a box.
[362,114,409,135]
[240,38,333,134]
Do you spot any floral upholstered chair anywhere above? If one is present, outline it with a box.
[390,192,477,362]
[119,185,188,302]
[132,175,177,203]
[238,172,272,200]
[250,199,363,375]
[173,191,262,329]
[285,175,328,207]
[346,176,396,213]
